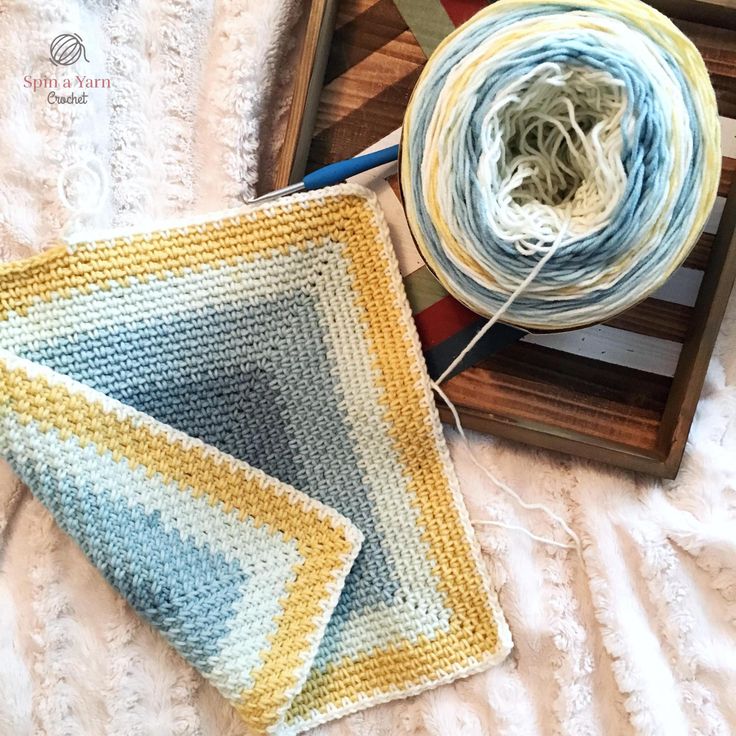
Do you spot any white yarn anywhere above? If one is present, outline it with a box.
[57,158,108,211]
[435,223,569,386]
[430,220,584,555]
[472,520,578,551]
[402,5,721,332]
[421,33,647,558]
[431,380,582,555]
[476,64,628,252]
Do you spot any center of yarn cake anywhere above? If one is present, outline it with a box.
[477,62,627,251]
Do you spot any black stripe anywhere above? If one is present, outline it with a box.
[423,321,525,381]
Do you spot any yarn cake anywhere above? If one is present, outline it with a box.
[401,0,721,331]
[0,185,511,735]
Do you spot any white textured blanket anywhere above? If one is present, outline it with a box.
[1,1,735,735]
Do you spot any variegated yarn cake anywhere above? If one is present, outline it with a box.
[0,185,511,735]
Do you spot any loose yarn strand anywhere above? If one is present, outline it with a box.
[436,222,568,385]
[472,520,578,552]
[431,379,582,555]
[432,225,583,554]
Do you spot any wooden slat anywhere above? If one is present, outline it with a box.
[685,232,714,270]
[443,343,670,450]
[659,172,736,473]
[474,342,671,409]
[721,156,735,196]
[675,20,736,79]
[335,0,382,28]
[650,0,736,32]
[310,60,421,165]
[272,0,336,190]
[308,6,424,170]
[327,0,408,82]
[604,298,693,343]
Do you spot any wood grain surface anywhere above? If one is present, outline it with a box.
[273,0,335,189]
[306,0,736,477]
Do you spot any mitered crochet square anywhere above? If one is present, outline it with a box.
[0,185,511,734]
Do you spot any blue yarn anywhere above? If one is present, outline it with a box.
[3,420,248,671]
[401,0,719,330]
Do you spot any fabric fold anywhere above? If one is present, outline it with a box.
[0,350,363,734]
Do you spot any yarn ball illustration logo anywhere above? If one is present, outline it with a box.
[49,33,89,66]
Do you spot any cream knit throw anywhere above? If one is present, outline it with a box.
[1,1,736,734]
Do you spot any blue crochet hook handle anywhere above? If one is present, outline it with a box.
[245,145,400,204]
[304,144,399,189]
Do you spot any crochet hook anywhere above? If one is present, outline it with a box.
[245,144,400,204]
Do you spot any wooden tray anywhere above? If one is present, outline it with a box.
[271,0,339,191]
[302,0,736,478]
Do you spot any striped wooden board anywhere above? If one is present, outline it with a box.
[307,0,736,476]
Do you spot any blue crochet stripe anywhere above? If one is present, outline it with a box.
[0,414,251,675]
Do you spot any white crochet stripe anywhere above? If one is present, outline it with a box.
[0,247,331,351]
[306,243,453,654]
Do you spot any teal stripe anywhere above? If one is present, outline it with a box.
[0,414,251,676]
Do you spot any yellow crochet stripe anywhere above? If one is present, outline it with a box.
[0,361,355,732]
[0,203,351,321]
[285,196,501,723]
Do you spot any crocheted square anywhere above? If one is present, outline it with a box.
[0,185,511,734]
